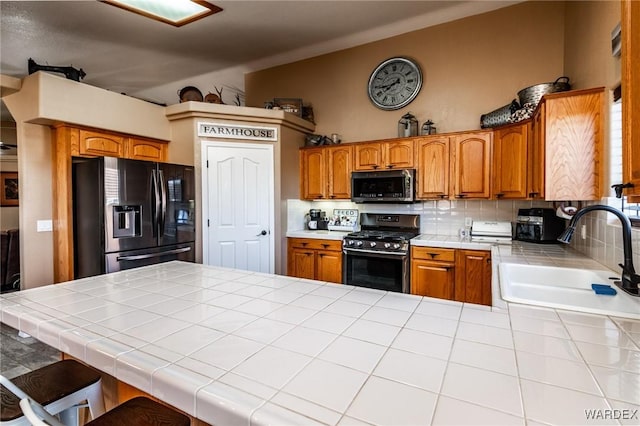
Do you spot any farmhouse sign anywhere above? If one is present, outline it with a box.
[198,122,278,142]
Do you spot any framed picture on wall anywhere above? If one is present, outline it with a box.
[1,172,18,206]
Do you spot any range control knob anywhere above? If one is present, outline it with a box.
[393,243,401,250]
[369,242,377,248]
[384,243,391,249]
[355,241,364,247]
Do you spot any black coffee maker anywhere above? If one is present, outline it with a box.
[306,209,329,230]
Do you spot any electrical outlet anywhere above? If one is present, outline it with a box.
[581,224,587,239]
[465,217,473,227]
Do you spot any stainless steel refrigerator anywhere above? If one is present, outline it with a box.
[72,156,196,278]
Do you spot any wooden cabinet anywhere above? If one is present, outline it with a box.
[622,0,640,201]
[78,129,125,157]
[410,247,455,299]
[71,126,168,161]
[451,131,492,199]
[493,122,529,199]
[300,148,326,200]
[532,88,605,200]
[416,131,492,200]
[287,238,343,284]
[353,139,414,170]
[300,145,352,200]
[415,136,450,199]
[455,249,491,306]
[411,246,491,306]
[126,137,167,162]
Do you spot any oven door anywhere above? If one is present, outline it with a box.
[343,249,409,293]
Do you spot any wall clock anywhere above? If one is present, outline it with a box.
[367,57,422,110]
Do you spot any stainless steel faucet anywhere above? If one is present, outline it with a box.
[557,204,640,296]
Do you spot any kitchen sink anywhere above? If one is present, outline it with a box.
[498,263,640,319]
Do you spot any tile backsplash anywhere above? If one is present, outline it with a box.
[569,200,640,273]
[288,198,640,275]
[288,199,554,236]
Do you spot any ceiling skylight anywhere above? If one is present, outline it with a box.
[102,0,222,27]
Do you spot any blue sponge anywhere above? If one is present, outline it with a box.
[591,284,617,296]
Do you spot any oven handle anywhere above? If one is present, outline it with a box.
[343,248,407,258]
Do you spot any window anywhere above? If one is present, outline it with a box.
[609,91,640,225]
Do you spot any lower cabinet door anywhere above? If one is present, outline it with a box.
[410,259,455,300]
[455,250,491,305]
[316,251,343,284]
[289,248,316,280]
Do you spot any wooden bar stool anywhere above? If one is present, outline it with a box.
[0,359,105,425]
[20,396,190,426]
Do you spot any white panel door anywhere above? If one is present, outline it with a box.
[204,142,274,273]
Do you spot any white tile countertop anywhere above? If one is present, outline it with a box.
[286,230,350,240]
[1,262,639,426]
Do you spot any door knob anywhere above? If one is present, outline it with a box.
[256,230,267,236]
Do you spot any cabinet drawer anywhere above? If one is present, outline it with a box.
[288,238,342,251]
[411,246,455,262]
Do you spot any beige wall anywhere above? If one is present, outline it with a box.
[246,1,565,142]
[564,1,621,91]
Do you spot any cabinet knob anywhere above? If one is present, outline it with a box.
[322,244,329,248]
[495,193,504,198]
[528,192,538,197]
[386,165,393,169]
[455,194,466,198]
[301,242,308,246]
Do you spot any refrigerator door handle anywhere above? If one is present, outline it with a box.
[117,246,191,261]
[159,169,167,234]
[151,169,161,238]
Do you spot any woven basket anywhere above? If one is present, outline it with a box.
[517,77,571,107]
[480,100,520,129]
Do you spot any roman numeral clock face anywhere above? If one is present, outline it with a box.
[367,57,423,110]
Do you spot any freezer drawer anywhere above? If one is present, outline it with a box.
[104,242,195,275]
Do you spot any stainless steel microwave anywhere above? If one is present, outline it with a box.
[351,169,416,203]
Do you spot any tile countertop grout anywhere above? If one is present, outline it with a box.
[1,261,639,426]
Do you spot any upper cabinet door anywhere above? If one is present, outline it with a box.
[79,130,125,157]
[493,122,529,199]
[416,136,450,199]
[383,140,414,169]
[300,148,326,200]
[451,132,492,199]
[326,145,352,199]
[543,89,604,200]
[354,143,383,170]
[126,138,167,162]
[622,0,640,201]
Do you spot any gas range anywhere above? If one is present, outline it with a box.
[342,213,420,293]
[342,214,420,255]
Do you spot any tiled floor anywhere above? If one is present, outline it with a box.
[0,322,61,379]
